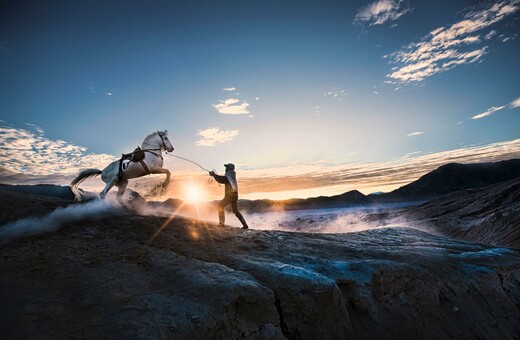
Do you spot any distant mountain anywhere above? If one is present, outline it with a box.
[368,191,385,196]
[149,197,185,210]
[378,159,520,202]
[237,190,371,213]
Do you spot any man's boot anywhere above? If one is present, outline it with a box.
[236,213,249,229]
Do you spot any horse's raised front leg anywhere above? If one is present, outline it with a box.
[115,180,128,207]
[151,168,171,188]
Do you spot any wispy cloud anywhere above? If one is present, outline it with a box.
[237,139,520,198]
[471,105,507,119]
[354,0,412,26]
[223,87,237,92]
[195,127,239,147]
[500,33,518,42]
[212,98,250,115]
[386,0,519,83]
[23,123,45,135]
[0,123,115,183]
[401,151,422,158]
[471,96,520,119]
[406,131,424,136]
[324,87,347,100]
[484,30,497,40]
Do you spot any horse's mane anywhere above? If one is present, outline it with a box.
[150,130,168,136]
[142,131,168,146]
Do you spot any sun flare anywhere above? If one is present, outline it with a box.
[186,184,205,203]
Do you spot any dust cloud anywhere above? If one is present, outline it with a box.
[0,198,122,244]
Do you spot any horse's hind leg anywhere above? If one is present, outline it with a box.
[115,180,128,206]
[100,177,117,199]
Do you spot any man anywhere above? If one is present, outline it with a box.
[209,163,249,229]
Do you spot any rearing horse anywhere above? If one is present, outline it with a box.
[71,131,174,203]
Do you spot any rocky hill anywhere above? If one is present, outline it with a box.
[0,190,71,224]
[382,159,520,201]
[238,190,371,213]
[403,176,520,249]
[0,184,76,201]
[1,190,519,339]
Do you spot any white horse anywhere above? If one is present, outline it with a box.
[71,131,174,204]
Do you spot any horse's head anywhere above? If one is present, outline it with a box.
[157,130,174,152]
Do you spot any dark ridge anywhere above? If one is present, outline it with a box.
[237,190,371,213]
[378,159,520,202]
[0,184,75,201]
[404,176,520,249]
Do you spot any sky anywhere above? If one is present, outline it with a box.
[1,0,519,201]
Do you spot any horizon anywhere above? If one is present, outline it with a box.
[3,155,519,204]
[1,0,519,201]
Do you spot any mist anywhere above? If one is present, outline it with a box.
[0,198,123,244]
[0,186,425,245]
[240,208,402,233]
[149,202,420,234]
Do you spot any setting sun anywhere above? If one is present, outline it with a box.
[185,183,205,203]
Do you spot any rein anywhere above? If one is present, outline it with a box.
[168,154,211,172]
[142,148,163,159]
[167,154,216,184]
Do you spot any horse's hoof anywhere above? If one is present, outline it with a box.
[119,201,134,211]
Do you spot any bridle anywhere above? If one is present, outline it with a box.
[157,131,168,151]
[140,131,170,159]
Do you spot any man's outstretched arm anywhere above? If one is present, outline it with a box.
[210,172,229,184]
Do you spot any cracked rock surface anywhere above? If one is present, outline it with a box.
[1,190,520,339]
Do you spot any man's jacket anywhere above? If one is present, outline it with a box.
[213,170,239,196]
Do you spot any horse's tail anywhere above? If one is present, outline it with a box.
[70,169,102,202]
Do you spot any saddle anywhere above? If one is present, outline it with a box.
[118,147,150,179]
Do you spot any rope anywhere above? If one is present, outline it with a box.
[167,154,218,185]
[168,154,212,172]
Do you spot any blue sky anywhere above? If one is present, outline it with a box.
[1,0,519,200]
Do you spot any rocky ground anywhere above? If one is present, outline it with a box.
[1,190,520,339]
[403,177,520,249]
